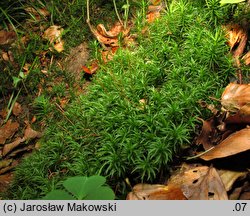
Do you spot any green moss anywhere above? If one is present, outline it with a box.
[6,0,236,199]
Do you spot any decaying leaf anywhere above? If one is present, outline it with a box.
[0,172,14,194]
[225,103,250,124]
[200,127,250,161]
[0,120,19,145]
[221,83,250,112]
[82,61,99,75]
[2,137,25,156]
[24,124,42,140]
[0,159,13,169]
[242,51,250,65]
[224,24,248,66]
[168,165,228,200]
[218,169,247,191]
[196,117,215,150]
[43,26,64,52]
[101,47,119,63]
[12,102,22,116]
[126,183,186,200]
[0,30,16,45]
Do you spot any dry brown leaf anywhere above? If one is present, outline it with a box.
[224,24,247,51]
[12,102,22,116]
[200,127,250,161]
[97,22,130,39]
[53,41,64,52]
[82,60,99,75]
[43,26,63,43]
[225,103,250,124]
[24,125,42,140]
[150,0,162,5]
[89,22,130,47]
[0,172,14,194]
[221,83,250,112]
[196,117,215,150]
[169,165,227,200]
[2,137,25,156]
[43,26,64,52]
[0,30,16,45]
[0,120,19,145]
[242,51,250,65]
[101,47,119,63]
[126,183,186,200]
[218,169,247,191]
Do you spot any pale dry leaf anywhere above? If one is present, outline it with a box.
[43,25,64,44]
[218,169,247,191]
[242,51,250,65]
[0,120,19,145]
[200,127,250,161]
[53,40,64,52]
[221,83,250,112]
[12,102,22,116]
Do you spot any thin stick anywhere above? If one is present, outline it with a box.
[113,0,123,25]
[86,0,90,23]
[185,146,215,160]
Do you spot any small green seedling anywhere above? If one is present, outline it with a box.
[42,175,115,200]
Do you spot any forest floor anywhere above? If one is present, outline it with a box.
[0,0,250,200]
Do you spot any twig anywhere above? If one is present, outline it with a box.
[185,146,215,160]
[113,0,123,26]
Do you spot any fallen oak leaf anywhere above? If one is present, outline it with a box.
[200,127,250,161]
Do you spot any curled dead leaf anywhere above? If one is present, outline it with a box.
[221,83,250,112]
[200,127,250,161]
